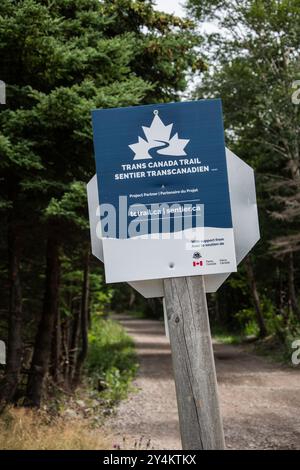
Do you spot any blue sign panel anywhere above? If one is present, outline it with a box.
[92,99,232,240]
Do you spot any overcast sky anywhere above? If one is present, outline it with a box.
[154,0,219,34]
[154,0,186,18]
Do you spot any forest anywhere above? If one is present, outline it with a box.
[0,0,299,449]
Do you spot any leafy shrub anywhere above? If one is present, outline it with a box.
[235,307,259,336]
[86,317,137,403]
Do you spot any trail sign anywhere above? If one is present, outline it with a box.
[87,148,259,297]
[88,99,260,450]
[91,100,237,283]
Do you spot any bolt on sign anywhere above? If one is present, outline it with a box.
[91,99,238,283]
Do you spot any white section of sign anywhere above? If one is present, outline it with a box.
[228,149,260,261]
[87,148,260,297]
[102,227,236,283]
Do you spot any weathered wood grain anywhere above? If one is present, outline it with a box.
[164,275,225,450]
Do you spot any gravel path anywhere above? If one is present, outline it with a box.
[107,315,300,450]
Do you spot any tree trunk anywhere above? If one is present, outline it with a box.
[62,318,71,386]
[73,250,90,388]
[68,305,81,387]
[245,256,267,338]
[0,222,23,404]
[129,289,136,309]
[288,251,300,321]
[26,233,60,407]
[50,306,63,385]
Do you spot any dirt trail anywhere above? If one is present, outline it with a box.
[107,315,300,450]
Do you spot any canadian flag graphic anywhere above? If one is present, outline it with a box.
[193,261,203,267]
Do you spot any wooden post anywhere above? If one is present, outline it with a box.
[163,275,225,450]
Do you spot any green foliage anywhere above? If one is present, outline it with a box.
[89,275,114,317]
[86,318,138,403]
[0,0,202,407]
[211,328,242,345]
[45,182,89,228]
[188,0,300,349]
[235,308,260,337]
[0,0,202,321]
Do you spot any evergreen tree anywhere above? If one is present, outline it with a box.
[0,0,202,406]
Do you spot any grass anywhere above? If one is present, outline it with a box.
[212,326,244,345]
[123,309,147,319]
[246,332,300,365]
[0,407,111,450]
[86,317,138,404]
[0,317,137,450]
[248,335,288,363]
[212,325,299,366]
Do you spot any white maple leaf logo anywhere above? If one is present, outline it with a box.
[129,113,190,160]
